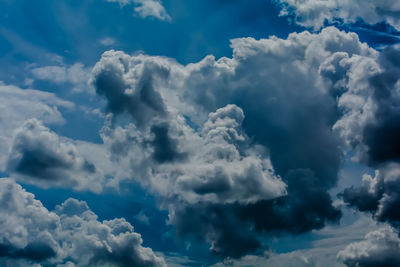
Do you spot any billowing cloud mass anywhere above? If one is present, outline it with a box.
[90,26,392,258]
[7,119,104,192]
[93,51,287,206]
[0,178,166,266]
[105,0,170,21]
[275,0,400,30]
[3,1,400,265]
[338,227,400,267]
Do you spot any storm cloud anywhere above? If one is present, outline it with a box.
[88,27,387,258]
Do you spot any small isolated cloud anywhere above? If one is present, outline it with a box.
[100,37,116,46]
[133,0,170,21]
[275,0,400,30]
[105,0,170,21]
[0,178,166,266]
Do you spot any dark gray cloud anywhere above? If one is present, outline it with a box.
[341,163,400,229]
[321,40,400,267]
[150,122,186,164]
[7,119,103,192]
[91,51,170,127]
[332,46,400,232]
[0,178,166,266]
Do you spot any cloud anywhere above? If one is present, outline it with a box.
[105,0,170,21]
[6,119,104,192]
[100,37,117,46]
[30,63,92,94]
[0,178,166,266]
[338,227,400,267]
[341,163,400,229]
[314,35,400,266]
[209,212,379,267]
[98,105,287,205]
[275,0,400,30]
[89,27,384,258]
[324,44,400,231]
[91,51,170,126]
[0,82,73,170]
[133,0,171,21]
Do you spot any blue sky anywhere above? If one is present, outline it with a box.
[1,1,400,266]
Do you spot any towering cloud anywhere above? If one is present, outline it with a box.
[0,178,166,266]
[329,45,400,231]
[89,27,387,257]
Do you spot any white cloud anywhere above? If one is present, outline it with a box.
[276,0,400,30]
[338,226,400,266]
[0,178,166,266]
[98,104,286,205]
[210,212,379,267]
[0,82,73,170]
[105,0,170,21]
[133,0,170,21]
[100,37,117,46]
[30,63,93,94]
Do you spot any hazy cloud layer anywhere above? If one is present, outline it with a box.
[0,178,166,266]
[30,63,92,94]
[275,0,400,30]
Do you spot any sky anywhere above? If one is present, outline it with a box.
[0,0,400,266]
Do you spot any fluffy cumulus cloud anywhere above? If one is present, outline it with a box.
[93,50,287,206]
[0,82,132,194]
[0,82,73,170]
[275,0,400,30]
[6,119,104,192]
[338,227,400,267]
[89,26,396,258]
[105,0,170,21]
[0,178,166,266]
